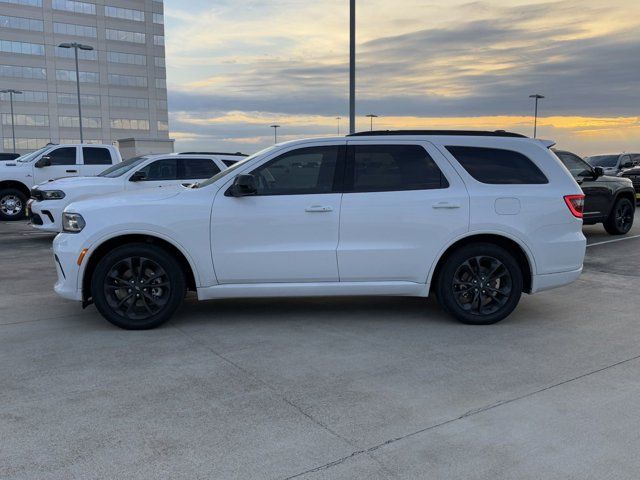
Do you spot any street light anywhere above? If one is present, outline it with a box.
[58,42,94,143]
[0,89,22,153]
[336,116,341,135]
[349,0,355,134]
[529,94,545,138]
[366,114,378,131]
[270,125,280,144]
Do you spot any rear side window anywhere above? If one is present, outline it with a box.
[346,144,448,192]
[222,159,237,167]
[83,147,112,165]
[446,146,548,184]
[180,158,220,179]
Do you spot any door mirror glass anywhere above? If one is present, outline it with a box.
[35,156,52,168]
[129,170,148,182]
[230,174,257,196]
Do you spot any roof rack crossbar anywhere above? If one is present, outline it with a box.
[347,130,527,138]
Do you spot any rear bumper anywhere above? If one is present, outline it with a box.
[530,266,583,294]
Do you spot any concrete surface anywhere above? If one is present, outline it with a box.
[1,216,639,479]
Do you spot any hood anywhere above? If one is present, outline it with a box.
[65,184,184,212]
[0,160,29,170]
[34,176,116,190]
[621,166,640,176]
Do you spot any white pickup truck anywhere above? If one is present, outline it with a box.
[0,144,121,221]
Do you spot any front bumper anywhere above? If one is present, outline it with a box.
[53,233,85,301]
[30,200,63,232]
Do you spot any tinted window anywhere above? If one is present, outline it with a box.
[180,158,220,179]
[446,146,548,184]
[47,147,76,166]
[554,151,592,177]
[346,144,447,192]
[83,147,112,165]
[250,146,341,195]
[586,155,618,168]
[98,156,148,178]
[222,159,238,167]
[138,158,177,181]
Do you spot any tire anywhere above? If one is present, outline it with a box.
[0,188,27,221]
[603,197,634,235]
[436,243,523,325]
[91,243,186,330]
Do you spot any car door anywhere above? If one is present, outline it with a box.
[80,147,114,176]
[32,146,80,184]
[337,141,469,284]
[211,143,345,284]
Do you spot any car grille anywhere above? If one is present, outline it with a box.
[30,188,44,201]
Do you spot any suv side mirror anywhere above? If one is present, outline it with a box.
[229,174,257,197]
[129,170,147,182]
[35,156,52,168]
[593,166,604,178]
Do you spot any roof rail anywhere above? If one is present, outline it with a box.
[178,151,248,156]
[347,130,528,138]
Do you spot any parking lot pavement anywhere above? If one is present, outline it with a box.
[1,216,640,480]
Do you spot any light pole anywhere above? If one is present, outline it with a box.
[349,0,355,134]
[0,89,22,153]
[529,94,544,138]
[59,42,94,143]
[366,114,378,131]
[270,125,280,144]
[336,116,341,135]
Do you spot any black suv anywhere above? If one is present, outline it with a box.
[554,149,636,235]
[620,165,640,204]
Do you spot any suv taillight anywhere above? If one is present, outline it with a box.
[564,194,585,218]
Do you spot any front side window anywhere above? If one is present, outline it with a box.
[98,156,148,177]
[446,146,548,184]
[554,151,592,178]
[250,146,341,196]
[83,147,112,165]
[346,144,447,192]
[47,147,76,166]
[180,158,220,179]
[138,158,177,181]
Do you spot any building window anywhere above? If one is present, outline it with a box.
[107,51,146,66]
[56,69,99,83]
[105,6,145,22]
[0,0,42,6]
[52,0,96,15]
[105,29,146,44]
[153,13,164,24]
[0,15,44,32]
[57,93,100,106]
[154,56,165,68]
[109,96,148,109]
[0,65,46,79]
[108,74,147,88]
[53,22,97,38]
[157,121,168,131]
[0,90,48,103]
[1,113,49,127]
[153,35,165,46]
[0,40,45,56]
[110,118,150,130]
[156,99,168,110]
[55,45,97,60]
[3,138,49,150]
[155,78,166,89]
[59,116,102,129]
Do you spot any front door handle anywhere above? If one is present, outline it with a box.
[66,169,78,173]
[432,202,461,209]
[305,205,333,213]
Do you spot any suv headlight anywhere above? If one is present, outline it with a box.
[62,213,85,233]
[42,190,66,200]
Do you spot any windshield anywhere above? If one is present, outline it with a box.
[586,155,618,168]
[194,146,278,188]
[98,156,149,178]
[16,146,51,163]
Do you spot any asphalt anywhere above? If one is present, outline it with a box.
[1,216,639,480]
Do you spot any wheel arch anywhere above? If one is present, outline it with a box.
[613,189,637,210]
[0,180,30,197]
[81,233,198,304]
[428,233,534,294]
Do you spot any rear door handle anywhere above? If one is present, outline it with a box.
[66,169,78,173]
[432,202,461,209]
[305,205,333,213]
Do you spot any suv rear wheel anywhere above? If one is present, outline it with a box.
[0,188,27,221]
[91,243,186,330]
[436,243,523,325]
[603,197,634,235]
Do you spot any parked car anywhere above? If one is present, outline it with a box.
[554,149,635,235]
[0,152,20,161]
[0,144,121,221]
[53,130,587,330]
[29,154,239,232]
[585,153,637,176]
[619,165,640,203]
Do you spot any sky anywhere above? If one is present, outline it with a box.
[163,0,640,156]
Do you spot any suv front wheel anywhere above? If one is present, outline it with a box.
[436,243,523,325]
[91,243,186,330]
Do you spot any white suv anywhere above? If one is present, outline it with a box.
[52,131,586,329]
[29,154,239,232]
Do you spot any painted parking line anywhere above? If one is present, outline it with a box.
[587,234,640,248]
